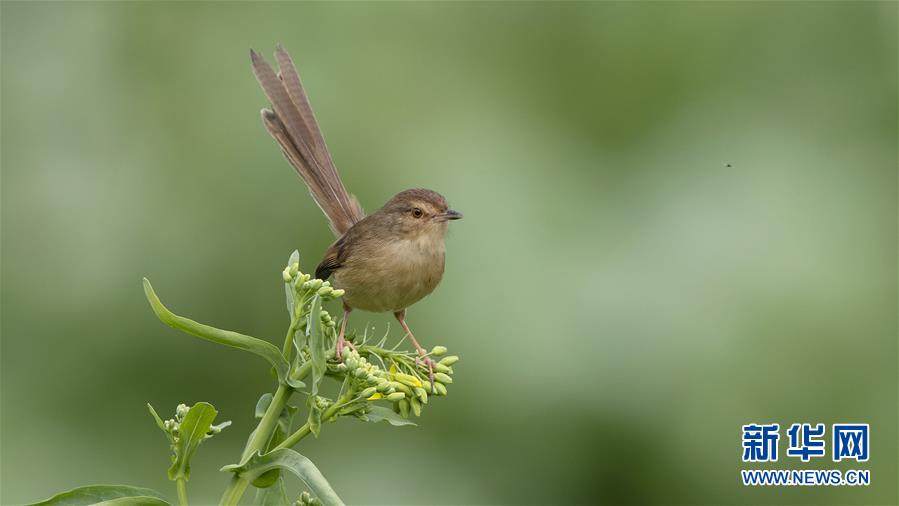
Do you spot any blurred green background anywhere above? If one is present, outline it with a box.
[2,2,896,505]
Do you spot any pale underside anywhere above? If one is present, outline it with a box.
[334,232,446,313]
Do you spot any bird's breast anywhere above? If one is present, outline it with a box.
[335,233,446,313]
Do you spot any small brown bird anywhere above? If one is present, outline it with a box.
[250,46,462,381]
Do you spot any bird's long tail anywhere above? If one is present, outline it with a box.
[250,46,364,237]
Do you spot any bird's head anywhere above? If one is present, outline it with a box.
[379,188,463,238]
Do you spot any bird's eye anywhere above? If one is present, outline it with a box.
[412,207,423,218]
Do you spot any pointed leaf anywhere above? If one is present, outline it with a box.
[365,406,417,427]
[222,449,344,506]
[285,251,301,320]
[307,398,322,438]
[255,393,274,418]
[307,295,325,395]
[306,296,326,438]
[286,377,306,389]
[146,404,174,445]
[147,404,166,431]
[29,485,170,506]
[169,402,218,481]
[143,279,290,383]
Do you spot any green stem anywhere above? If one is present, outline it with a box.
[176,478,188,506]
[274,388,356,451]
[220,362,313,506]
[219,476,249,506]
[281,325,297,360]
[273,421,313,450]
[242,384,292,461]
[219,384,290,506]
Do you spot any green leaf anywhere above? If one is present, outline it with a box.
[286,376,307,389]
[146,404,174,444]
[307,295,326,394]
[255,393,274,418]
[143,278,290,384]
[222,449,344,506]
[29,485,170,506]
[306,398,322,438]
[306,296,327,438]
[96,498,169,506]
[365,406,417,427]
[285,250,300,319]
[168,402,218,481]
[254,477,290,506]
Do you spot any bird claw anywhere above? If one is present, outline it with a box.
[335,336,345,361]
[334,336,357,361]
[415,353,436,392]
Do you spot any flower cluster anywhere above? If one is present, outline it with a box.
[283,258,345,334]
[329,344,458,420]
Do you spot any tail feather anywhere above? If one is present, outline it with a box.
[251,47,363,237]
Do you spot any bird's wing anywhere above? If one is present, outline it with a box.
[315,234,348,280]
[251,46,364,237]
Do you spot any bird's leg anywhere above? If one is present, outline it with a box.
[393,309,435,388]
[335,302,353,360]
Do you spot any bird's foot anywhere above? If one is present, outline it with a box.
[334,335,357,361]
[415,353,436,392]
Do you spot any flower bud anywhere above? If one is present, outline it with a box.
[430,345,448,356]
[176,404,189,420]
[434,363,451,374]
[398,399,410,418]
[434,382,448,396]
[376,382,391,392]
[317,286,333,297]
[414,387,428,404]
[308,279,323,291]
[392,382,413,395]
[438,355,459,366]
[395,372,423,388]
[289,263,300,277]
[282,268,293,282]
[331,289,345,297]
[434,372,453,384]
[410,397,422,417]
[386,392,405,401]
[359,387,377,398]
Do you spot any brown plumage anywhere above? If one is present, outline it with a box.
[250,47,462,384]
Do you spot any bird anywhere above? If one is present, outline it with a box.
[250,46,462,382]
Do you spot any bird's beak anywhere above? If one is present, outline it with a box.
[436,209,463,222]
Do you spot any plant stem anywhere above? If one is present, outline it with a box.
[274,388,356,451]
[220,384,291,506]
[273,421,312,450]
[220,362,314,505]
[242,384,291,461]
[176,478,189,506]
[220,475,249,506]
[281,321,298,359]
